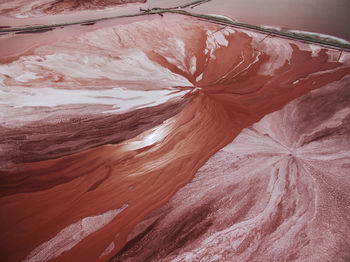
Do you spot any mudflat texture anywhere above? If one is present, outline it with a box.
[0,0,147,17]
[112,80,350,262]
[0,14,349,262]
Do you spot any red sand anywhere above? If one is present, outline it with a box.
[0,15,349,262]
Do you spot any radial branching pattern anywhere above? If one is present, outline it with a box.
[113,79,350,262]
[0,15,349,262]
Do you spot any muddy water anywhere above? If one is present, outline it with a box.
[0,1,350,262]
[112,76,350,262]
[0,14,349,262]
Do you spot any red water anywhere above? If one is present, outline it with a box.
[0,13,349,262]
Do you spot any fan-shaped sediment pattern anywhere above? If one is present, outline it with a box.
[0,16,349,262]
[112,77,350,262]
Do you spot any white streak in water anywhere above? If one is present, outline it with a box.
[257,37,293,76]
[24,204,128,262]
[99,241,115,258]
[196,73,203,82]
[189,56,197,74]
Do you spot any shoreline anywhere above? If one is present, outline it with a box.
[1,8,350,52]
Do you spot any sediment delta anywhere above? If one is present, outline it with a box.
[0,4,349,262]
